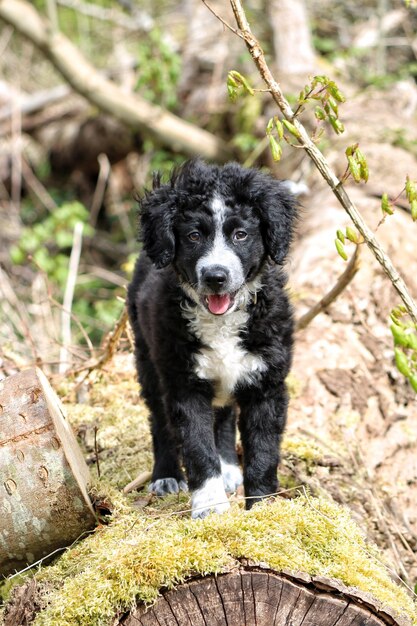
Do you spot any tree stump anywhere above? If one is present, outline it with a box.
[119,569,411,626]
[0,368,96,577]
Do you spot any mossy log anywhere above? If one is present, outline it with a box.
[0,368,96,577]
[119,569,411,626]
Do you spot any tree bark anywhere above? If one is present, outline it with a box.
[0,368,96,577]
[268,0,316,79]
[0,0,232,163]
[118,568,411,626]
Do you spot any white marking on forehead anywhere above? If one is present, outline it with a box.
[210,195,227,228]
[195,194,244,290]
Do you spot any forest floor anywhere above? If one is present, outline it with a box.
[2,19,417,620]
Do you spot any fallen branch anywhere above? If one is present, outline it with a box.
[296,245,361,332]
[211,0,417,325]
[0,0,232,162]
[123,470,152,494]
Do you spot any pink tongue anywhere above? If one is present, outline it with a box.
[207,294,231,315]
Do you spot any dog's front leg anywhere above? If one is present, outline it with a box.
[169,392,230,519]
[237,381,288,509]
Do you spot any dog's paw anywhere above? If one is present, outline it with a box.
[191,476,230,519]
[148,478,188,496]
[220,459,243,493]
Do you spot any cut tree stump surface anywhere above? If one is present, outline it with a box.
[0,368,96,576]
[119,569,411,626]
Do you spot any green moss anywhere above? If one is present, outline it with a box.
[4,360,413,626]
[282,435,324,464]
[28,496,416,626]
[285,372,302,398]
[63,368,153,492]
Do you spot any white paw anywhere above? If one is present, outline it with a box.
[191,476,230,519]
[148,478,188,496]
[220,459,243,493]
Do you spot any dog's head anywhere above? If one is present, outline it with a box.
[139,160,296,315]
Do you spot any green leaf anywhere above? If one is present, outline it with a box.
[328,82,346,103]
[409,373,417,393]
[10,245,25,264]
[345,143,358,157]
[227,73,239,89]
[335,238,348,261]
[282,119,301,139]
[411,199,417,221]
[407,331,417,351]
[228,70,254,96]
[268,135,282,162]
[227,84,238,102]
[345,226,359,243]
[381,193,394,215]
[395,348,411,377]
[355,149,369,182]
[405,175,417,202]
[56,230,74,248]
[336,229,345,243]
[347,156,361,183]
[275,118,284,140]
[328,96,338,115]
[328,115,344,134]
[314,107,326,121]
[266,117,274,135]
[391,324,411,348]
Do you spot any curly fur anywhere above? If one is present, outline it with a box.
[127,160,296,518]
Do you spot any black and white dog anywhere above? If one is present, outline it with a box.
[127,160,296,518]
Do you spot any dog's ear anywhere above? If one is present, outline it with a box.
[254,177,297,265]
[139,181,176,269]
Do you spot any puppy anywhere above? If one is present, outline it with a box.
[127,160,296,518]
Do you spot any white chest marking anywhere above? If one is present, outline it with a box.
[183,307,267,406]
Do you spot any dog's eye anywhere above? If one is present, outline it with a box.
[233,230,248,242]
[188,231,201,242]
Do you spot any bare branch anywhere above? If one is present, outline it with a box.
[0,0,232,162]
[295,246,361,332]
[226,0,417,325]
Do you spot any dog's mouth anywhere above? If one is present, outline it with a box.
[202,293,236,315]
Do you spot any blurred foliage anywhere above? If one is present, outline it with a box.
[135,28,181,110]
[9,202,124,344]
[11,202,93,284]
[3,0,417,364]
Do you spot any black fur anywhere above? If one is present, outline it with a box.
[127,160,296,517]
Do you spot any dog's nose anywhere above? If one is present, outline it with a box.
[201,266,229,290]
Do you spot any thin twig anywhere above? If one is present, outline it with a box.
[94,426,101,478]
[90,153,111,228]
[59,222,83,374]
[225,0,417,326]
[296,245,361,331]
[21,157,57,213]
[201,0,243,38]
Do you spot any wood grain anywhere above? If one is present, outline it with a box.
[0,368,96,577]
[120,569,410,626]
